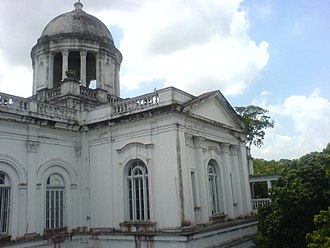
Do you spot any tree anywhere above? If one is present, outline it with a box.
[253,158,290,175]
[306,206,330,247]
[235,105,274,148]
[254,144,330,247]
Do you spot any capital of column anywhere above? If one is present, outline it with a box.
[220,143,231,154]
[80,50,87,57]
[193,136,206,148]
[185,133,193,146]
[26,140,40,153]
[62,50,69,57]
[230,145,240,155]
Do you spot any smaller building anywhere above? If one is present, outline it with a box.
[250,174,279,211]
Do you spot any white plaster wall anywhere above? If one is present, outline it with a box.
[0,102,252,240]
[0,120,80,238]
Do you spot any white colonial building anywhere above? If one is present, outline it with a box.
[0,2,256,247]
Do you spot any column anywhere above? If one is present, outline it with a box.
[114,64,120,96]
[62,50,69,80]
[96,53,100,88]
[48,53,54,88]
[26,139,40,234]
[32,61,36,94]
[220,143,235,218]
[80,50,87,86]
[267,180,272,191]
[230,145,244,216]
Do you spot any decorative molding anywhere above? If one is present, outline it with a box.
[116,142,154,154]
[206,146,221,155]
[26,140,40,153]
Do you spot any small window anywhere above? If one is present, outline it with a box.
[45,174,65,229]
[126,160,150,221]
[0,172,10,234]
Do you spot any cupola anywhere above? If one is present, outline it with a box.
[31,1,122,97]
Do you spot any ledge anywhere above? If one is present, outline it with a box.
[209,213,227,223]
[44,227,68,236]
[119,221,157,233]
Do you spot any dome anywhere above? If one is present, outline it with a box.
[41,2,113,41]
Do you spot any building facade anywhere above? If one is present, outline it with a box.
[0,2,256,247]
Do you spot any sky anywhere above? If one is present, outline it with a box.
[0,0,329,160]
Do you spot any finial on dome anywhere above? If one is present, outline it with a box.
[74,1,83,10]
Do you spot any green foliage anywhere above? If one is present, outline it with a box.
[306,206,330,247]
[251,181,268,199]
[235,105,275,148]
[253,158,290,175]
[254,144,330,248]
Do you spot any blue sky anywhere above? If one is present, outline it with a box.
[0,0,329,160]
[235,0,330,106]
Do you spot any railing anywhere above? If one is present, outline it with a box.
[0,92,76,121]
[113,92,160,114]
[1,87,195,124]
[252,198,270,209]
[47,87,61,99]
[107,95,120,104]
[0,93,29,111]
[80,86,97,99]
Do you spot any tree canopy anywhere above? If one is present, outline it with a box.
[254,144,330,247]
[235,105,274,148]
[252,158,291,175]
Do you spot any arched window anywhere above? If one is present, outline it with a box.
[0,172,10,234]
[45,174,65,229]
[208,162,220,215]
[127,160,150,221]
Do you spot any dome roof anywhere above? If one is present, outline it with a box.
[41,2,113,41]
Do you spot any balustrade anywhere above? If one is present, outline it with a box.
[47,87,61,99]
[80,86,96,99]
[112,92,159,114]
[252,198,270,209]
[0,93,28,111]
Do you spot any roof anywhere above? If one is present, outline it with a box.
[40,2,113,41]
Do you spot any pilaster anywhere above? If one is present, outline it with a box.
[230,145,244,216]
[26,140,40,233]
[220,143,235,218]
[193,136,208,222]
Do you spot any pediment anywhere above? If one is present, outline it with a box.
[184,91,243,130]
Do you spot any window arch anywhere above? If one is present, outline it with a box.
[208,161,221,215]
[126,160,150,221]
[0,172,10,234]
[45,173,65,229]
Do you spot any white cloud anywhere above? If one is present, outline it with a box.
[97,0,269,96]
[0,0,269,98]
[252,89,330,160]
